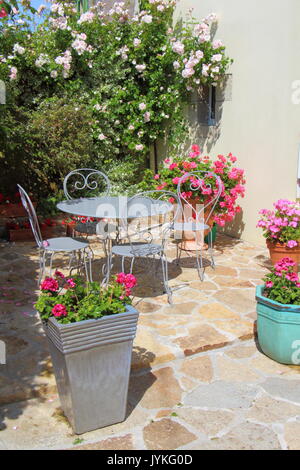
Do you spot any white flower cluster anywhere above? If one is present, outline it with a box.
[49,16,68,30]
[181,50,203,78]
[9,66,17,81]
[54,49,72,78]
[35,53,50,68]
[193,13,217,43]
[148,0,176,12]
[172,41,184,55]
[116,46,129,60]
[50,2,64,16]
[71,34,93,55]
[13,43,25,55]
[135,64,146,73]
[108,2,129,23]
[77,11,95,24]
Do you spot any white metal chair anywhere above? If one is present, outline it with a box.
[104,190,180,304]
[63,168,111,236]
[175,171,223,280]
[18,185,93,285]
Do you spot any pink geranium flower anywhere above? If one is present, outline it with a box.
[52,304,68,317]
[40,277,59,292]
[116,272,137,295]
[55,270,65,279]
[287,240,298,248]
[66,278,76,288]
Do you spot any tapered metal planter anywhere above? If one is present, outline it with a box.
[44,305,139,434]
[256,286,300,364]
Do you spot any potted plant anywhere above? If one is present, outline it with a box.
[7,217,57,241]
[257,199,300,271]
[141,145,245,248]
[0,192,37,218]
[35,271,138,434]
[62,215,99,237]
[256,257,300,364]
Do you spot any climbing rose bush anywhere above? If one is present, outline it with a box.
[141,145,245,226]
[262,257,300,305]
[0,0,232,193]
[35,271,137,324]
[257,200,300,246]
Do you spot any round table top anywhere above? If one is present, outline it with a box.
[57,196,173,219]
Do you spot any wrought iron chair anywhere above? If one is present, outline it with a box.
[18,185,93,285]
[104,190,180,304]
[63,168,111,236]
[175,171,223,280]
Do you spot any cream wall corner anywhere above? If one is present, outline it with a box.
[176,0,300,246]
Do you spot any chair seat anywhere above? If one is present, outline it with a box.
[111,242,163,258]
[173,221,210,232]
[43,237,89,252]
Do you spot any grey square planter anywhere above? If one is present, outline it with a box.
[44,305,139,434]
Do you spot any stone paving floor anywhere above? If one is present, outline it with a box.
[0,232,300,450]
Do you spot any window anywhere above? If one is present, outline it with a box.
[190,85,216,127]
[190,75,232,127]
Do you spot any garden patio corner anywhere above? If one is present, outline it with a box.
[1,232,300,450]
[1,0,300,453]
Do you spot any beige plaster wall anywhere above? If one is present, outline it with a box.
[174,0,300,246]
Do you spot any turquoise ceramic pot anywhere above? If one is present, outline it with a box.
[204,223,217,244]
[256,285,300,364]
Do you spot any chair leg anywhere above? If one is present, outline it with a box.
[129,256,135,274]
[196,246,205,281]
[82,248,93,283]
[48,252,55,277]
[176,241,182,265]
[38,250,46,286]
[161,253,172,304]
[209,232,215,269]
[102,251,113,287]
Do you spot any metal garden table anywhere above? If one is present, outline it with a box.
[57,195,173,231]
[57,195,173,279]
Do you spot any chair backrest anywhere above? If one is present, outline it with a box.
[177,170,223,227]
[63,168,111,200]
[121,190,180,256]
[17,185,43,247]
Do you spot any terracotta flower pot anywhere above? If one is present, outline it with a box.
[179,198,215,251]
[9,226,56,242]
[0,202,36,218]
[266,240,300,272]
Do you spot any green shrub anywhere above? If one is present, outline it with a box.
[1,98,95,197]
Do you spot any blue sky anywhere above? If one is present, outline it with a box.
[30,0,49,8]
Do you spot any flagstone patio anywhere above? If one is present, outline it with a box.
[0,232,300,450]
